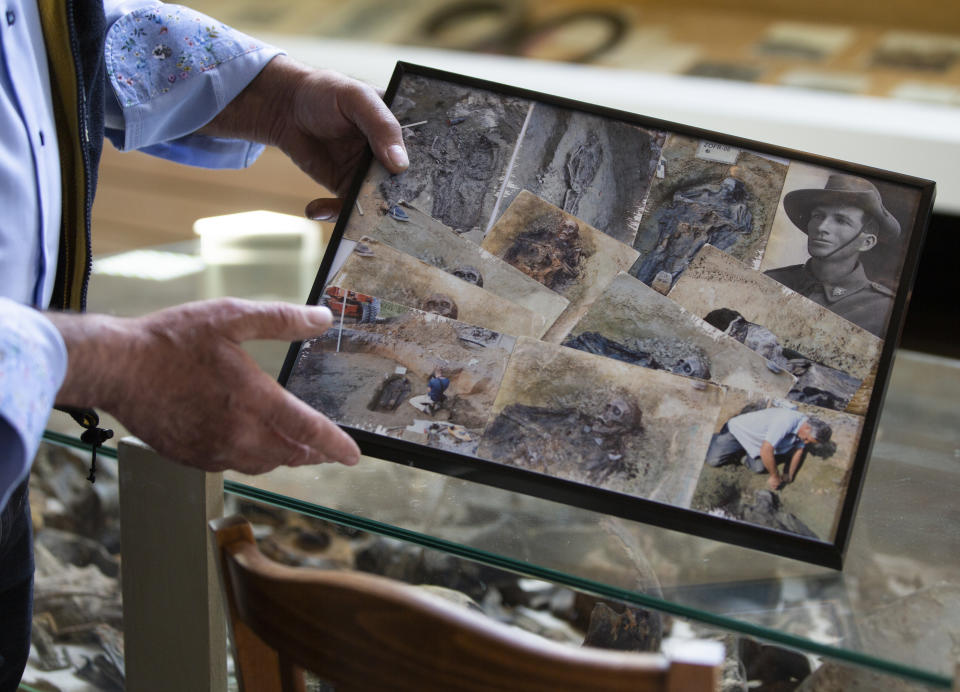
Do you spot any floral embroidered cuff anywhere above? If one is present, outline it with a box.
[105,4,281,159]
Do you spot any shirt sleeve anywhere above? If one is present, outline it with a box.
[0,298,67,510]
[101,1,283,169]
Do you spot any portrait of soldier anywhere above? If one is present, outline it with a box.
[705,407,832,491]
[764,174,901,337]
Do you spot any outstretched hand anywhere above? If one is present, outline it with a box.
[48,299,360,474]
[202,55,408,222]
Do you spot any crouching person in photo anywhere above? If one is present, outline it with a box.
[705,408,832,491]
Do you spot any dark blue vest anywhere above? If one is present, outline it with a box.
[45,0,106,310]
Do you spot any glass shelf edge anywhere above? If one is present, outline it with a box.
[42,430,118,459]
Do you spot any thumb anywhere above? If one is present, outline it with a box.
[216,300,333,343]
[305,197,343,222]
[339,81,408,174]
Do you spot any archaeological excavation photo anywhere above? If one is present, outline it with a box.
[498,103,665,245]
[285,288,517,458]
[630,133,788,291]
[349,73,532,243]
[562,271,796,399]
[668,245,882,415]
[690,394,862,542]
[328,237,551,338]
[481,191,640,341]
[477,338,723,507]
[345,202,571,327]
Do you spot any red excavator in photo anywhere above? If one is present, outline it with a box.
[320,286,380,323]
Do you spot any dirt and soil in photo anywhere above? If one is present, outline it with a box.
[330,237,550,338]
[565,271,796,399]
[481,191,640,342]
[668,245,882,383]
[286,302,517,457]
[348,202,570,327]
[348,74,531,241]
[479,338,723,506]
[689,393,861,540]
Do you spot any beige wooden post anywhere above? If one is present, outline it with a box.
[119,437,226,692]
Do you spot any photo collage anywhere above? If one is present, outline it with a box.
[284,70,924,544]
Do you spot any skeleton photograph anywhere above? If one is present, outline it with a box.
[481,191,640,342]
[286,288,517,458]
[344,202,570,328]
[759,162,921,337]
[702,308,864,411]
[349,74,532,242]
[497,103,666,245]
[630,134,788,291]
[668,245,882,415]
[690,393,862,541]
[478,338,723,506]
[562,272,796,400]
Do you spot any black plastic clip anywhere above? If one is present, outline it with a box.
[56,406,114,484]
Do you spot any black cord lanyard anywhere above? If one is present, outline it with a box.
[56,405,114,483]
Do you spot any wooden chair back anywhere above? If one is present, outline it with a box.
[210,515,720,692]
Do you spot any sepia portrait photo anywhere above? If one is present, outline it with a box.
[759,162,922,337]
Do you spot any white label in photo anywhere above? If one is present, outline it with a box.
[696,141,740,164]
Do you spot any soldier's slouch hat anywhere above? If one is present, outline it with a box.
[784,174,900,241]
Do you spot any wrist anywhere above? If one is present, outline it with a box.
[46,311,136,412]
[201,54,309,147]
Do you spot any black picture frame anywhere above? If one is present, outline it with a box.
[278,62,935,569]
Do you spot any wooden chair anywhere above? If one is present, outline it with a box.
[210,515,721,692]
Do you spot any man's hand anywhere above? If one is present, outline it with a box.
[201,55,408,222]
[47,299,360,475]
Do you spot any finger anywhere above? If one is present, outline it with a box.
[340,82,408,174]
[305,197,342,222]
[262,388,361,468]
[212,299,334,343]
[198,373,360,474]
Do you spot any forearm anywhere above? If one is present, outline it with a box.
[103,3,282,161]
[788,448,804,481]
[45,311,135,411]
[760,443,780,481]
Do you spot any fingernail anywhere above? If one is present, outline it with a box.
[387,144,408,170]
[308,206,334,221]
[341,437,361,466]
[310,306,333,327]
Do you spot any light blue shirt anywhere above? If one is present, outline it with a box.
[726,408,806,460]
[0,1,282,509]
